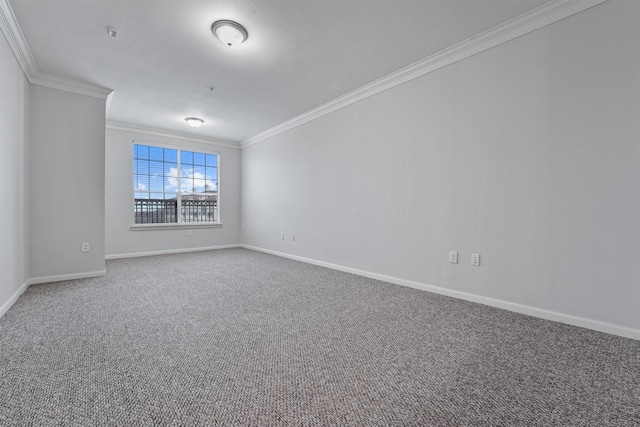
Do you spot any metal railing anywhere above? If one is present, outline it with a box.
[181,199,218,223]
[134,198,217,224]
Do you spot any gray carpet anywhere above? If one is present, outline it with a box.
[0,248,639,426]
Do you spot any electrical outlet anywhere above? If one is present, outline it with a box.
[81,243,90,253]
[471,253,480,266]
[449,251,458,264]
[292,234,296,242]
[280,232,285,240]
[187,229,192,237]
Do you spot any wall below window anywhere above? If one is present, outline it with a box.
[0,29,30,316]
[105,127,241,258]
[240,1,640,337]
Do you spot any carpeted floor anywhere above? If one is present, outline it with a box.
[0,248,639,426]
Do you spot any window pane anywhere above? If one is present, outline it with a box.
[134,197,178,224]
[193,178,206,193]
[192,165,205,179]
[134,144,149,160]
[149,161,164,176]
[193,152,205,166]
[182,151,193,165]
[149,175,164,192]
[134,175,148,192]
[182,178,194,194]
[206,154,217,167]
[136,159,149,175]
[165,163,178,176]
[149,146,164,161]
[164,149,178,163]
[205,166,216,180]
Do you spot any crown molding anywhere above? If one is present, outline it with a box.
[0,0,112,100]
[106,121,241,149]
[0,0,36,76]
[241,0,608,149]
[30,71,112,100]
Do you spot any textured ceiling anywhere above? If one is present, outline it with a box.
[9,0,548,143]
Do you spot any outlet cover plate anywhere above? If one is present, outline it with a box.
[471,253,480,266]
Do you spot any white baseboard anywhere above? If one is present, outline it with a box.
[28,270,107,286]
[0,280,30,319]
[0,269,106,319]
[105,244,241,260]
[240,245,640,341]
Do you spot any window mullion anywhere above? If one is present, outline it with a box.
[177,150,182,223]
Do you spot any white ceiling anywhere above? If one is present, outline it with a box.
[9,0,548,143]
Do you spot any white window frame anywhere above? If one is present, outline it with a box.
[130,140,222,230]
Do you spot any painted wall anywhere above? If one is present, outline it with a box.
[0,29,29,313]
[105,128,241,257]
[241,1,640,333]
[29,85,106,279]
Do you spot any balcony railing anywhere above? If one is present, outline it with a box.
[181,199,218,223]
[134,198,218,224]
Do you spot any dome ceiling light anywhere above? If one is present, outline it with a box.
[211,20,248,47]
[185,117,204,128]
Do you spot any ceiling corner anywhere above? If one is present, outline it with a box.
[1,0,113,100]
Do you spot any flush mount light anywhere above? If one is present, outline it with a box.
[211,20,248,47]
[185,117,204,128]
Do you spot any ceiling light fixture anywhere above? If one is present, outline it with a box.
[211,20,248,47]
[185,117,204,128]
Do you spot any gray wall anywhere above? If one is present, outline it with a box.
[29,85,106,279]
[241,1,640,333]
[0,29,30,313]
[105,128,241,257]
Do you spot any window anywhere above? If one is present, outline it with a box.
[133,143,219,225]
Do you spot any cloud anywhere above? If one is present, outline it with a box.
[167,167,217,193]
[136,182,146,190]
[167,167,179,189]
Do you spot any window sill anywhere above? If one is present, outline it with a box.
[130,223,222,231]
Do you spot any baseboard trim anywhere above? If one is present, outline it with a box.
[240,245,640,341]
[0,270,107,319]
[0,280,30,319]
[105,244,241,260]
[28,270,107,286]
